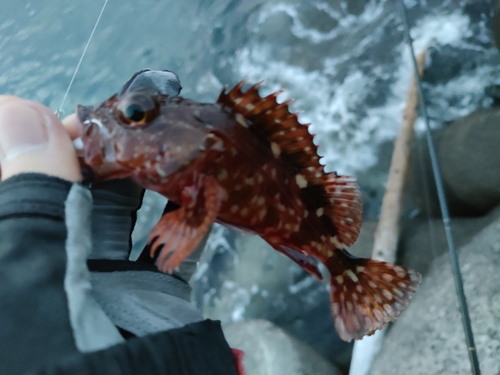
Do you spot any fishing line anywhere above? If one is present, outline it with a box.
[396,1,481,374]
[56,0,109,118]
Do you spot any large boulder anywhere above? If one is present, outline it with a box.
[410,108,500,217]
[371,210,500,374]
[223,320,342,375]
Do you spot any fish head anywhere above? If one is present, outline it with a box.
[77,87,209,182]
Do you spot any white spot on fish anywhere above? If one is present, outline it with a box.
[382,290,393,300]
[303,211,308,218]
[241,207,248,217]
[257,196,265,205]
[284,223,291,230]
[156,165,167,177]
[234,184,242,191]
[217,169,228,181]
[394,266,406,277]
[231,205,239,213]
[236,113,249,128]
[144,161,152,169]
[304,147,311,151]
[176,146,183,152]
[368,281,377,289]
[245,177,254,185]
[356,285,363,293]
[393,288,404,297]
[346,270,358,282]
[384,304,395,316]
[289,208,295,215]
[231,147,238,156]
[316,207,324,216]
[383,274,393,282]
[336,275,344,284]
[374,295,382,303]
[265,110,272,115]
[278,204,285,211]
[332,303,340,315]
[234,98,243,105]
[257,174,263,184]
[246,103,255,111]
[271,168,277,178]
[295,174,307,188]
[356,266,365,273]
[271,142,281,158]
[259,209,267,220]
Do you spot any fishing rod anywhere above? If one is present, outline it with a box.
[396,1,481,374]
[55,0,109,118]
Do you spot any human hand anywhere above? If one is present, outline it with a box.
[0,96,81,182]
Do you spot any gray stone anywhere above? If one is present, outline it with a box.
[223,320,342,375]
[492,4,500,51]
[371,211,500,375]
[439,108,500,215]
[410,108,500,217]
[399,205,500,276]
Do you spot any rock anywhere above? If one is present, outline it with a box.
[492,4,500,51]
[223,320,342,375]
[410,108,500,217]
[398,205,500,275]
[439,108,500,214]
[371,210,500,374]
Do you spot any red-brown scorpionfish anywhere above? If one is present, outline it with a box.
[77,79,421,342]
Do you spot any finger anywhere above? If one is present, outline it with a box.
[61,113,83,140]
[0,97,82,182]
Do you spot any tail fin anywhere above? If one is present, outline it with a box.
[326,249,421,342]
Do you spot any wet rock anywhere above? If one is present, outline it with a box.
[399,205,500,276]
[223,319,342,375]
[371,210,500,375]
[491,4,500,51]
[439,108,500,214]
[410,108,500,217]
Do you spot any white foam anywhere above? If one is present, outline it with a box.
[231,9,491,175]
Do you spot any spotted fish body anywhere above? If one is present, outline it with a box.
[78,80,421,342]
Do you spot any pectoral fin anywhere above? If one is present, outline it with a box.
[149,176,224,273]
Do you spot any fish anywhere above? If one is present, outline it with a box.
[77,79,422,342]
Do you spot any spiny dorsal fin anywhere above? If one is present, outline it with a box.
[217,80,323,180]
[218,80,362,245]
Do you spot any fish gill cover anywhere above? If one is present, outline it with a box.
[0,0,498,366]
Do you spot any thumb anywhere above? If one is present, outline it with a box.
[0,96,82,182]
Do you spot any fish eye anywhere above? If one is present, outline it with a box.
[116,91,159,126]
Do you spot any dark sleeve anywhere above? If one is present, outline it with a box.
[37,320,240,375]
[0,173,79,375]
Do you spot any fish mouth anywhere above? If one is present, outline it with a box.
[76,104,110,166]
